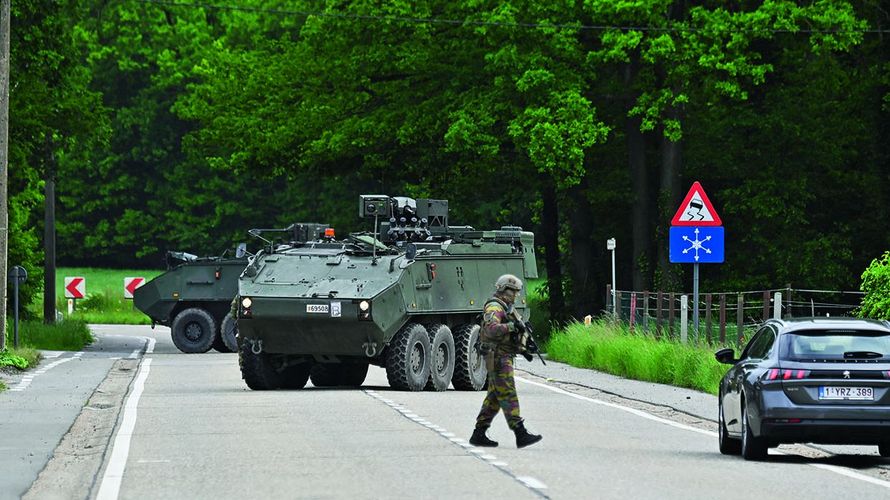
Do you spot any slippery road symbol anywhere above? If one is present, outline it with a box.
[681,228,711,262]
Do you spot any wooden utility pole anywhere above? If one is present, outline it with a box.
[44,133,56,324]
[0,0,11,350]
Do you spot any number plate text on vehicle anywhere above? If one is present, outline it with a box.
[306,304,329,314]
[818,386,874,400]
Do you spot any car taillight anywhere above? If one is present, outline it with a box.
[764,368,810,381]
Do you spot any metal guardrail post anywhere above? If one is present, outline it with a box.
[680,295,688,343]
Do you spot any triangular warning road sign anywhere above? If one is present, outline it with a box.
[671,181,722,226]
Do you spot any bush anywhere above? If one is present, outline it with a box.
[859,251,890,320]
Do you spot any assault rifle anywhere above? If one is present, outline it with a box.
[509,309,546,366]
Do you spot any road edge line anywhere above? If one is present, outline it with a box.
[95,358,153,500]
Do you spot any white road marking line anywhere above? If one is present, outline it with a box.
[362,390,548,498]
[517,476,548,489]
[516,375,890,491]
[516,377,713,437]
[127,350,140,359]
[136,459,170,464]
[8,355,79,392]
[96,358,153,500]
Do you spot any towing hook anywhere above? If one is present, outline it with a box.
[251,339,263,355]
[363,342,378,358]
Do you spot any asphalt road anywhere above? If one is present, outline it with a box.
[3,325,890,499]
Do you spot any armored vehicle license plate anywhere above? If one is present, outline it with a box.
[819,386,873,400]
[306,304,330,314]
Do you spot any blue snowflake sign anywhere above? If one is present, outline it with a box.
[669,226,724,264]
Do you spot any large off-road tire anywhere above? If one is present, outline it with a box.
[219,312,239,352]
[281,362,312,389]
[211,336,231,353]
[424,324,455,391]
[741,402,768,460]
[386,323,431,391]
[718,395,741,455]
[171,308,216,353]
[310,364,341,387]
[239,343,282,390]
[340,363,369,387]
[451,323,487,391]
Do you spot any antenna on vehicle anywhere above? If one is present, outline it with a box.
[372,213,379,266]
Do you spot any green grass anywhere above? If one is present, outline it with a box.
[35,267,164,324]
[10,320,94,351]
[545,320,730,395]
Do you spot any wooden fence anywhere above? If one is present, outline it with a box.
[605,286,864,346]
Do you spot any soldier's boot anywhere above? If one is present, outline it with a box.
[469,428,499,447]
[514,423,542,449]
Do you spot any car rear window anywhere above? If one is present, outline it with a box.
[780,329,890,361]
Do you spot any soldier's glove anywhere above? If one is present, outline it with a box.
[512,319,526,334]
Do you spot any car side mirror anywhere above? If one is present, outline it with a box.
[714,348,737,365]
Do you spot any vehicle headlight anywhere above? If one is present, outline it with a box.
[359,300,370,312]
[241,297,252,309]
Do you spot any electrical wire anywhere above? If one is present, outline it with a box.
[135,0,890,35]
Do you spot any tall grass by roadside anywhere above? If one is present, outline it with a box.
[545,320,728,395]
[12,320,94,351]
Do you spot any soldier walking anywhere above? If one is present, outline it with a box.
[469,274,543,449]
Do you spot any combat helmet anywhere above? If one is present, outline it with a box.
[495,274,523,293]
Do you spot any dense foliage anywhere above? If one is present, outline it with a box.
[6,0,889,320]
[859,251,890,320]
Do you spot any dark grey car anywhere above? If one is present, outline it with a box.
[716,317,890,460]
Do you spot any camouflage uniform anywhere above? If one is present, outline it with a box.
[475,296,523,431]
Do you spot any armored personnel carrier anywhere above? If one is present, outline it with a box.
[236,195,538,391]
[134,224,331,353]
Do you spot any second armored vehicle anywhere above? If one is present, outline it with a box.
[236,196,538,391]
[134,248,248,353]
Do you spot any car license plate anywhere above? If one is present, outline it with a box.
[306,304,329,314]
[818,386,874,400]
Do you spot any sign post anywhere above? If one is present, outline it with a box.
[669,182,724,342]
[8,265,26,348]
[64,276,85,313]
[607,238,616,315]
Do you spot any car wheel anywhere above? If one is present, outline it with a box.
[741,402,768,460]
[718,396,741,455]
[879,443,890,458]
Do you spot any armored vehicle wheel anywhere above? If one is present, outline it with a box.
[386,323,431,391]
[424,324,455,391]
[310,364,340,387]
[219,312,239,352]
[171,308,217,353]
[281,362,311,389]
[339,362,369,387]
[239,342,283,390]
[451,323,487,391]
[211,330,232,353]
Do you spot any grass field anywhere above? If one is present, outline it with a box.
[33,267,165,324]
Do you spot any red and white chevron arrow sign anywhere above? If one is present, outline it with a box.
[124,277,145,299]
[64,277,85,299]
